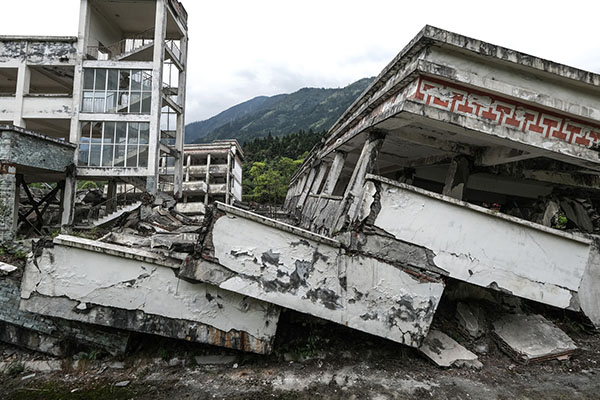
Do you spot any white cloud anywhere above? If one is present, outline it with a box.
[1,0,599,122]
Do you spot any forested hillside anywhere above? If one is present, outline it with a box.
[185,78,373,144]
[242,129,324,204]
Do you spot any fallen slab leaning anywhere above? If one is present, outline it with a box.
[180,202,445,348]
[20,235,281,354]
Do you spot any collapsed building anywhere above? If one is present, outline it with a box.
[2,21,600,367]
[174,139,243,215]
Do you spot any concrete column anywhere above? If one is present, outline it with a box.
[334,130,386,231]
[226,151,232,205]
[173,31,188,200]
[204,154,211,205]
[297,167,317,210]
[106,179,117,213]
[13,62,31,128]
[69,0,90,159]
[310,163,328,195]
[147,0,167,195]
[61,172,77,228]
[323,151,346,195]
[442,156,470,200]
[0,163,17,243]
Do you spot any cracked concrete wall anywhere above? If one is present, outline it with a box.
[20,237,280,354]
[182,204,445,348]
[358,176,594,310]
[0,273,129,356]
[0,40,76,65]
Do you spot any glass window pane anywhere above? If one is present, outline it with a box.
[139,123,149,144]
[116,122,127,143]
[128,123,139,144]
[92,92,105,113]
[138,145,148,167]
[94,69,106,91]
[119,70,130,91]
[115,145,125,167]
[91,122,103,139]
[142,71,152,91]
[125,143,137,167]
[130,92,141,113]
[107,69,118,90]
[89,143,101,166]
[78,145,89,166]
[106,91,117,112]
[102,145,114,167]
[117,91,129,113]
[141,93,151,113]
[83,69,94,90]
[131,71,142,91]
[82,92,94,112]
[104,122,115,143]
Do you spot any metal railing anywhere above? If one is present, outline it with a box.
[166,40,181,62]
[86,28,155,61]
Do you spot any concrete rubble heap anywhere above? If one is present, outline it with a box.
[3,23,600,371]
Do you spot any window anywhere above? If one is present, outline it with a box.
[78,122,150,168]
[82,68,152,114]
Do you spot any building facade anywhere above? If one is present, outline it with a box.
[0,0,188,235]
[176,140,243,214]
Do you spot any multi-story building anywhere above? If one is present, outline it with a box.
[0,0,188,240]
[175,139,243,215]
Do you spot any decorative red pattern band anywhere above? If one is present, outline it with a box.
[413,77,600,149]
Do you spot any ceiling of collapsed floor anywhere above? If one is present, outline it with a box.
[91,0,185,39]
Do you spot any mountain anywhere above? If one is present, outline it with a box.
[185,77,374,144]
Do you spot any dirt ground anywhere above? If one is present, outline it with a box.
[2,303,600,400]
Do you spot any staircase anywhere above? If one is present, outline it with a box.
[90,201,142,227]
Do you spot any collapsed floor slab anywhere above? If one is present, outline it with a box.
[20,235,280,354]
[180,203,445,348]
[349,175,599,318]
[0,267,129,356]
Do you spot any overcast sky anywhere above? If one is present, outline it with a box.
[2,1,599,123]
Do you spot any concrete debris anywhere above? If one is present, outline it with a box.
[493,314,578,364]
[419,329,482,369]
[194,355,238,365]
[0,360,62,373]
[456,302,486,339]
[0,262,17,276]
[114,380,130,387]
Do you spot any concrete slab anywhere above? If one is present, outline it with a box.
[20,235,281,354]
[419,329,482,369]
[181,203,445,349]
[493,314,578,364]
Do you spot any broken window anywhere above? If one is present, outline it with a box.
[82,68,152,114]
[78,121,150,168]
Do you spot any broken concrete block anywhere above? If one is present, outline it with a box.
[0,262,17,276]
[456,302,485,339]
[419,329,482,369]
[493,314,578,364]
[175,202,206,216]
